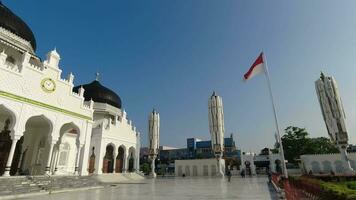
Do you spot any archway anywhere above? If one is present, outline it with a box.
[335,160,344,173]
[115,146,125,173]
[53,123,80,175]
[311,161,321,173]
[103,144,114,173]
[0,105,16,176]
[19,115,53,175]
[322,161,332,173]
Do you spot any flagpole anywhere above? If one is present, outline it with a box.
[262,53,288,178]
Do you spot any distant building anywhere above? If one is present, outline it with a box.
[140,133,240,173]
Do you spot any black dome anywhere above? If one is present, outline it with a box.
[0,2,36,51]
[73,80,122,109]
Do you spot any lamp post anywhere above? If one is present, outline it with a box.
[208,91,225,177]
[148,109,160,178]
[315,72,354,173]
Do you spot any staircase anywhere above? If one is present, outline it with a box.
[95,172,145,183]
[0,175,103,198]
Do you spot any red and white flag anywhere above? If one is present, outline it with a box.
[243,52,266,81]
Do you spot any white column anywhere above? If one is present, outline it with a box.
[3,139,18,176]
[124,150,129,173]
[45,142,55,175]
[112,150,117,174]
[79,121,93,176]
[74,145,82,175]
[50,147,57,173]
[53,145,60,175]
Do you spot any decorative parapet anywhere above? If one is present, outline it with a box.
[0,27,34,53]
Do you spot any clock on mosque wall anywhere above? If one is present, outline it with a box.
[40,78,56,93]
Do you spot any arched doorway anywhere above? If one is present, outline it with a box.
[0,105,16,176]
[0,119,12,175]
[88,147,95,174]
[19,115,53,175]
[103,145,114,173]
[115,146,125,173]
[53,123,80,175]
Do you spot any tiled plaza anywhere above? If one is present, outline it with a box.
[20,176,277,200]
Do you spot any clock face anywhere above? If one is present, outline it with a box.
[41,78,56,93]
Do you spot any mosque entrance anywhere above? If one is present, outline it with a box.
[20,115,53,175]
[0,119,11,175]
[103,145,114,173]
[115,146,124,173]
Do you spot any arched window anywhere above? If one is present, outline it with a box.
[322,161,332,172]
[58,143,70,166]
[185,166,190,176]
[6,56,15,64]
[311,161,321,173]
[203,165,209,176]
[35,137,46,165]
[211,165,217,176]
[335,160,344,173]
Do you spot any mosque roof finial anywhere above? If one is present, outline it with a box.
[95,72,100,81]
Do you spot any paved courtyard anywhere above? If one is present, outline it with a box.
[21,176,277,200]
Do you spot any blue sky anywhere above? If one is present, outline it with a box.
[6,0,356,152]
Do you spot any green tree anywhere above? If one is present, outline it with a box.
[141,163,150,175]
[282,126,309,164]
[281,126,339,164]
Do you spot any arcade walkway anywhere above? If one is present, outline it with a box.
[20,176,278,200]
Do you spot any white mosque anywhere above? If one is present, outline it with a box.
[0,2,140,177]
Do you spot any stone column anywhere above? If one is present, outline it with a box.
[74,145,82,175]
[3,139,18,176]
[112,150,117,174]
[53,145,60,175]
[45,142,55,175]
[123,150,128,173]
[79,121,93,176]
[50,148,58,174]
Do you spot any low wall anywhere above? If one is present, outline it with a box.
[175,159,225,177]
[300,153,356,174]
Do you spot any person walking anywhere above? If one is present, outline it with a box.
[227,168,232,182]
[267,170,272,183]
[240,169,245,178]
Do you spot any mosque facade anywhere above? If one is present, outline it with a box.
[0,2,140,176]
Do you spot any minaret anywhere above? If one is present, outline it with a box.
[148,109,160,178]
[315,72,353,173]
[208,91,225,177]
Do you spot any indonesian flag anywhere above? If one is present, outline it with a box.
[243,52,266,81]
